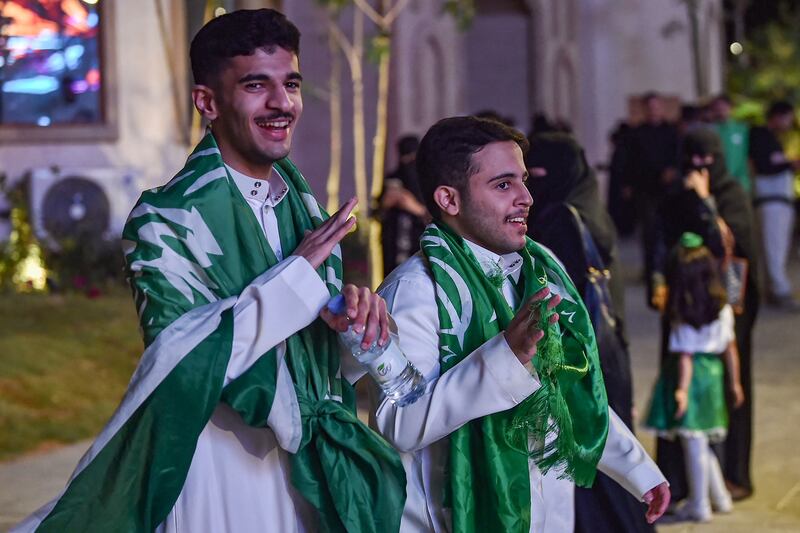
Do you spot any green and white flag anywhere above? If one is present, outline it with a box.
[420,222,609,533]
[16,132,405,533]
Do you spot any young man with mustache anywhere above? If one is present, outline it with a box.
[13,9,404,533]
[372,116,670,532]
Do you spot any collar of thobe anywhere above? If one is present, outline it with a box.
[226,164,289,208]
[463,239,524,285]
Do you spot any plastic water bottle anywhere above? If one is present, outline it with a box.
[327,294,426,406]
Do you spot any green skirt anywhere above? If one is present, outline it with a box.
[645,352,728,441]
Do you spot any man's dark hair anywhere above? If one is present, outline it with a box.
[767,100,794,119]
[416,116,529,219]
[190,9,301,87]
[642,91,660,104]
[712,93,732,106]
[397,135,420,157]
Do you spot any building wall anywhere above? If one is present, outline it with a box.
[387,0,463,169]
[576,0,724,168]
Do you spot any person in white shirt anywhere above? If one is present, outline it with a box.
[13,9,402,533]
[373,116,671,532]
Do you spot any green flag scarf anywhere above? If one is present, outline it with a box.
[17,131,405,533]
[420,222,609,533]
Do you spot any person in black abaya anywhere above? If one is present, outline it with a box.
[647,128,759,502]
[607,122,637,237]
[526,133,654,533]
[379,136,428,275]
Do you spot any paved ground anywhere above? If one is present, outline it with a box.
[1,239,799,532]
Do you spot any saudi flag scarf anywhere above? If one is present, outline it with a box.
[16,132,405,533]
[420,222,608,533]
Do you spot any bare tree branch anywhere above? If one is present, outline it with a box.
[328,18,358,67]
[352,0,385,29]
[385,0,411,27]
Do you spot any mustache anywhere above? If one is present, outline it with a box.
[256,113,294,122]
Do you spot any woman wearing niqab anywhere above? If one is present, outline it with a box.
[526,133,654,533]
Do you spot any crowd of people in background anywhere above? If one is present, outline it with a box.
[378,89,799,528]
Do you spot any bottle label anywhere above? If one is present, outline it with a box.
[366,343,407,385]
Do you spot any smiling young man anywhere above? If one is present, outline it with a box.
[12,9,405,533]
[372,116,670,532]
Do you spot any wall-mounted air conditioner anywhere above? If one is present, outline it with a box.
[28,166,141,248]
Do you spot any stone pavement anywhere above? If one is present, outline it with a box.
[1,239,799,532]
[0,441,88,531]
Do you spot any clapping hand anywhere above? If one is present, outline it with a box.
[503,288,561,365]
[294,197,357,269]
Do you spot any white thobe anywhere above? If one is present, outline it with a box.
[375,242,666,533]
[158,167,341,533]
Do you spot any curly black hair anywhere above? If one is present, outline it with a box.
[190,9,300,87]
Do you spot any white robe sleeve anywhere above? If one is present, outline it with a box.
[597,408,667,500]
[226,255,330,384]
[373,274,541,453]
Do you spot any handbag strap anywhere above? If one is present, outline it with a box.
[564,204,606,271]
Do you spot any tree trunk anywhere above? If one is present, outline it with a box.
[326,17,343,214]
[351,8,369,229]
[686,0,707,98]
[368,33,391,287]
[733,0,749,66]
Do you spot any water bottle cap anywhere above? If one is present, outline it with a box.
[327,294,346,315]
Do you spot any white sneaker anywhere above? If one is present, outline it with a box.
[674,500,713,522]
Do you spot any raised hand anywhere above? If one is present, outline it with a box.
[503,287,561,365]
[684,167,711,199]
[294,197,358,269]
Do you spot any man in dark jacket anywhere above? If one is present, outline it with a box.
[625,93,680,288]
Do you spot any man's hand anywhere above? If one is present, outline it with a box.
[650,284,668,313]
[319,284,390,349]
[642,482,670,524]
[503,288,561,365]
[294,197,357,269]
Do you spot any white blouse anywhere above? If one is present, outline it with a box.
[669,304,735,354]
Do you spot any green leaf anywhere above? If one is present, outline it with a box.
[442,0,475,31]
[367,34,391,64]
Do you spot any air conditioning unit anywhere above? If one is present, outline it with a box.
[28,166,142,248]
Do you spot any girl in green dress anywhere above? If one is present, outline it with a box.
[645,233,745,522]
